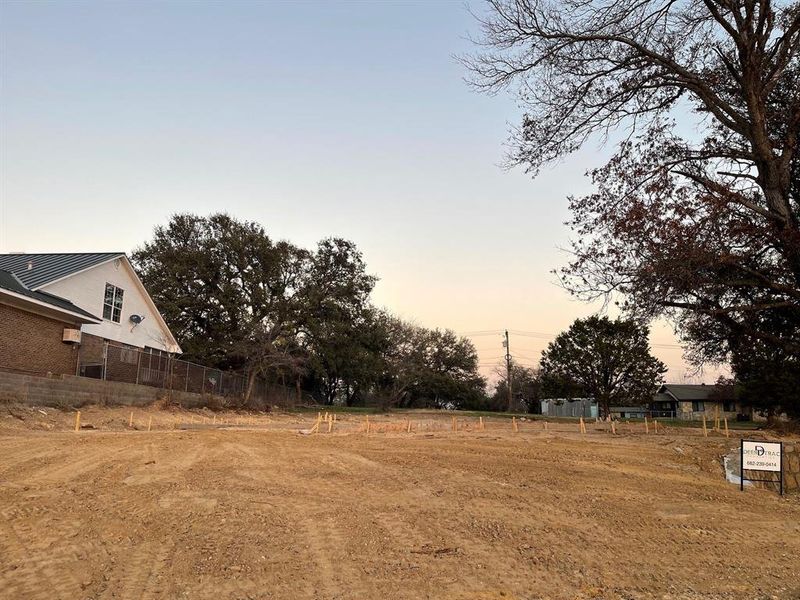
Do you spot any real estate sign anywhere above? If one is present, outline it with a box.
[742,441,782,471]
[740,440,783,495]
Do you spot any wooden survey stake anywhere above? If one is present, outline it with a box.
[702,415,708,437]
[148,416,152,432]
[74,411,81,432]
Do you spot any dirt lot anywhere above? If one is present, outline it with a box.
[1,406,798,600]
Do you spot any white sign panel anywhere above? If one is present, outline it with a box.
[742,441,782,472]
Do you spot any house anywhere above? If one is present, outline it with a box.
[0,253,181,377]
[0,269,101,375]
[652,383,740,420]
[609,405,648,419]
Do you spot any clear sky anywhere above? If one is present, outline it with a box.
[0,0,726,383]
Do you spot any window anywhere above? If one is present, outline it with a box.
[723,401,736,412]
[103,283,124,323]
[692,401,705,412]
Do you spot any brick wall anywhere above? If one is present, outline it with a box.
[0,303,80,376]
[78,332,106,367]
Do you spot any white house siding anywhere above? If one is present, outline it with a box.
[40,258,178,353]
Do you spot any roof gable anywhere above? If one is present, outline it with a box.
[0,253,125,290]
[658,384,724,401]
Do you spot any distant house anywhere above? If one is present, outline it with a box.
[652,383,740,420]
[609,405,648,419]
[0,253,180,377]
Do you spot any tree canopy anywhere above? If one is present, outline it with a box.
[539,316,667,418]
[491,364,543,413]
[466,0,800,417]
[133,213,486,408]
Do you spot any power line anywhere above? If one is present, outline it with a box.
[463,328,683,349]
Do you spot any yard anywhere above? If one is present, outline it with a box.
[0,406,798,599]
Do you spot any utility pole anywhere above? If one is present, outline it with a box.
[504,330,513,412]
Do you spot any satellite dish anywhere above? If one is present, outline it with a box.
[129,314,144,324]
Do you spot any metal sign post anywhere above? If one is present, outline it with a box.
[740,439,783,495]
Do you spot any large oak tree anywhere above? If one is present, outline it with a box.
[540,316,667,418]
[466,0,800,414]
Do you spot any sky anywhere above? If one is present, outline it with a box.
[0,1,727,383]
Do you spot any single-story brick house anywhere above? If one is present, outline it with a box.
[0,253,180,377]
[651,383,741,420]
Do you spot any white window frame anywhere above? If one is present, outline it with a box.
[103,283,124,323]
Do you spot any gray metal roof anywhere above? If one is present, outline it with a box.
[0,253,124,290]
[0,269,101,322]
[658,384,732,401]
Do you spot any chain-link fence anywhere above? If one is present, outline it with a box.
[78,341,301,409]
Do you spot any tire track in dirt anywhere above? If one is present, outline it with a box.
[104,538,177,600]
[5,441,133,486]
[122,439,208,486]
[297,514,357,599]
[0,513,100,600]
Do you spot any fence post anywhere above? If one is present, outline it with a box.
[202,367,207,395]
[166,356,174,403]
[102,341,108,380]
[185,361,190,392]
[135,350,142,385]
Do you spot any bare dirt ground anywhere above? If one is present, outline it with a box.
[1,406,798,600]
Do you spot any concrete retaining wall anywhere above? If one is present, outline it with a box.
[0,370,224,409]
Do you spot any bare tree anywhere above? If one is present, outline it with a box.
[464,1,799,370]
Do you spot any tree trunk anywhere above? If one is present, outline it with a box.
[600,398,611,421]
[244,369,257,405]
